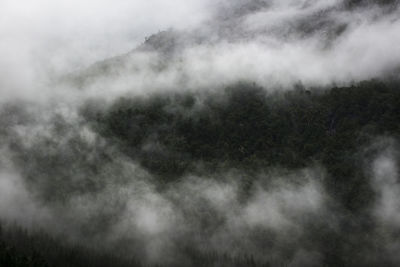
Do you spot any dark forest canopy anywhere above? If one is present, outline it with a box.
[83,79,400,211]
[2,78,400,267]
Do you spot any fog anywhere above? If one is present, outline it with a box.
[0,122,330,265]
[1,0,400,266]
[1,0,400,101]
[0,0,214,99]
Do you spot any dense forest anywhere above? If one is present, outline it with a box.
[1,78,400,266]
[86,79,400,211]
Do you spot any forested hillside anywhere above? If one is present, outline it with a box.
[2,78,400,267]
[86,79,399,211]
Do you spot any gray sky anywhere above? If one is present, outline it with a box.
[0,0,216,96]
[1,0,400,100]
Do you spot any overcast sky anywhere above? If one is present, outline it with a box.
[1,0,400,100]
[0,0,217,89]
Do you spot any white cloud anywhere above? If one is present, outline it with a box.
[1,0,400,101]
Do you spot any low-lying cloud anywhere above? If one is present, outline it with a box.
[0,100,398,265]
[1,0,400,102]
[1,0,400,266]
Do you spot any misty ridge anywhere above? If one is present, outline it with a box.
[1,0,400,267]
